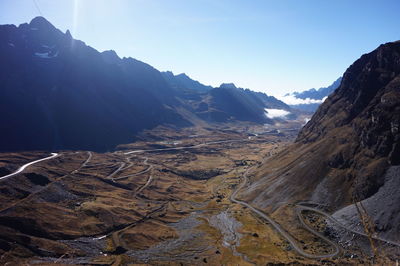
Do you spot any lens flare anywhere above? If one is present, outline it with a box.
[72,0,79,37]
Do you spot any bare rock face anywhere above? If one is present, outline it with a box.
[298,41,400,156]
[241,41,400,239]
[296,41,400,200]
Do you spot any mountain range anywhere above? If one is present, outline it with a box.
[161,71,213,92]
[283,77,342,112]
[292,77,342,100]
[0,17,292,152]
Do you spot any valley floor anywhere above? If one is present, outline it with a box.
[0,123,398,265]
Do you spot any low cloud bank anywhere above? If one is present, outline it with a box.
[264,108,290,119]
[278,94,327,105]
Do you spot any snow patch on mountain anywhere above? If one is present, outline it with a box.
[34,51,59,58]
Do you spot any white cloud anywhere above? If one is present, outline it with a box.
[278,94,327,105]
[264,108,290,119]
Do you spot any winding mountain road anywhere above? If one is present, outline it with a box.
[72,151,92,174]
[132,157,154,195]
[124,139,248,155]
[113,157,153,181]
[121,139,252,197]
[0,151,91,214]
[230,168,340,259]
[136,174,153,195]
[0,153,59,181]
[295,206,340,256]
[108,162,126,180]
[108,155,154,195]
[296,204,400,248]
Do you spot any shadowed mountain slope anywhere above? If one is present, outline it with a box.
[176,82,292,124]
[0,17,291,152]
[161,71,213,92]
[0,17,191,151]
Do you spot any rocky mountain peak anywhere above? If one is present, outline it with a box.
[176,73,189,78]
[65,29,72,39]
[101,50,121,64]
[219,83,237,89]
[29,16,55,30]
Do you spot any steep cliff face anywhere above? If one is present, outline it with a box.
[240,41,400,240]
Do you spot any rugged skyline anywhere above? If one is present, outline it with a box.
[0,17,294,151]
[1,0,399,94]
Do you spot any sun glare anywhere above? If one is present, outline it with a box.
[72,0,80,37]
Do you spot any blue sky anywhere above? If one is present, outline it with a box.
[1,0,399,95]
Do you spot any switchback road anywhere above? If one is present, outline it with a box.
[230,168,340,259]
[0,153,59,180]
